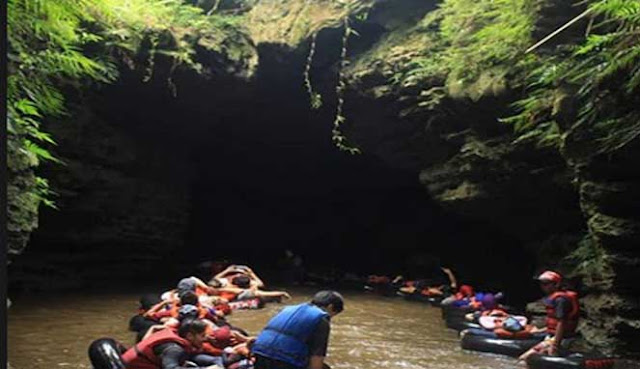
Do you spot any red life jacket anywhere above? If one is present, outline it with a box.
[122,328,197,369]
[201,325,231,356]
[195,286,211,297]
[220,291,238,301]
[215,303,232,316]
[544,290,580,335]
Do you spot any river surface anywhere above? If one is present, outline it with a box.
[6,288,634,369]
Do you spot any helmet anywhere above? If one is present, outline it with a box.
[178,304,199,320]
[481,293,496,309]
[537,270,562,283]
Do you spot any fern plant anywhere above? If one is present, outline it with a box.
[6,0,248,255]
[505,0,640,155]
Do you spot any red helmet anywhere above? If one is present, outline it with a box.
[459,285,474,297]
[537,270,562,283]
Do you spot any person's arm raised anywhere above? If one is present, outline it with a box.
[442,267,457,290]
[143,299,170,318]
[248,269,265,288]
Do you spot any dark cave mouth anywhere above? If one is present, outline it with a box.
[8,42,540,305]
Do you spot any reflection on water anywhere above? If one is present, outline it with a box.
[7,288,631,369]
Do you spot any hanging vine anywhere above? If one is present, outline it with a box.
[206,0,222,16]
[304,32,323,109]
[331,16,361,155]
[142,33,160,82]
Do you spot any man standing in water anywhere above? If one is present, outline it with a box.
[252,290,344,369]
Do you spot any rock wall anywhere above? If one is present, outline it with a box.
[565,138,640,353]
[9,100,193,291]
[336,0,639,356]
[8,0,638,355]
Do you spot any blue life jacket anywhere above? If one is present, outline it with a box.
[252,303,329,368]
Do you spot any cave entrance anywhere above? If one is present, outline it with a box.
[10,29,535,304]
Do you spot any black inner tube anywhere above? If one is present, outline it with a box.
[460,333,543,357]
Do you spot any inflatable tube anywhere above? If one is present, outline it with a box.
[88,338,127,369]
[460,333,543,357]
[445,317,483,331]
[259,295,283,304]
[402,293,444,306]
[526,353,616,369]
[441,305,475,320]
[229,298,264,310]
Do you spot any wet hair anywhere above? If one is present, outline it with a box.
[233,275,251,289]
[178,318,207,337]
[180,291,199,306]
[311,290,344,313]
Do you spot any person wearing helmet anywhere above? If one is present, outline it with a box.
[252,291,344,369]
[519,270,580,360]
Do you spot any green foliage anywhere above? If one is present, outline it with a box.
[6,0,249,254]
[505,0,640,155]
[387,0,538,106]
[331,17,362,155]
[438,0,537,87]
[304,32,323,110]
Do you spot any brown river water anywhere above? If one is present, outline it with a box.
[7,288,636,369]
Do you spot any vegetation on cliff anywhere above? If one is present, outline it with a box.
[506,0,640,154]
[6,0,253,256]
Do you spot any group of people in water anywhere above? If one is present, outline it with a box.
[100,264,339,369]
[91,263,610,369]
[365,268,604,368]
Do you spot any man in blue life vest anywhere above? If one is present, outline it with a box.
[251,290,344,369]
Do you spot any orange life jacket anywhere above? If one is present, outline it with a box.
[367,275,390,284]
[201,325,232,356]
[420,288,442,297]
[121,328,197,369]
[544,290,580,335]
[215,303,232,316]
[195,286,210,297]
[220,291,238,301]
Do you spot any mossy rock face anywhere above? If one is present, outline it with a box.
[588,214,640,254]
[580,181,640,220]
[244,0,368,48]
[580,293,640,355]
[7,170,40,257]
